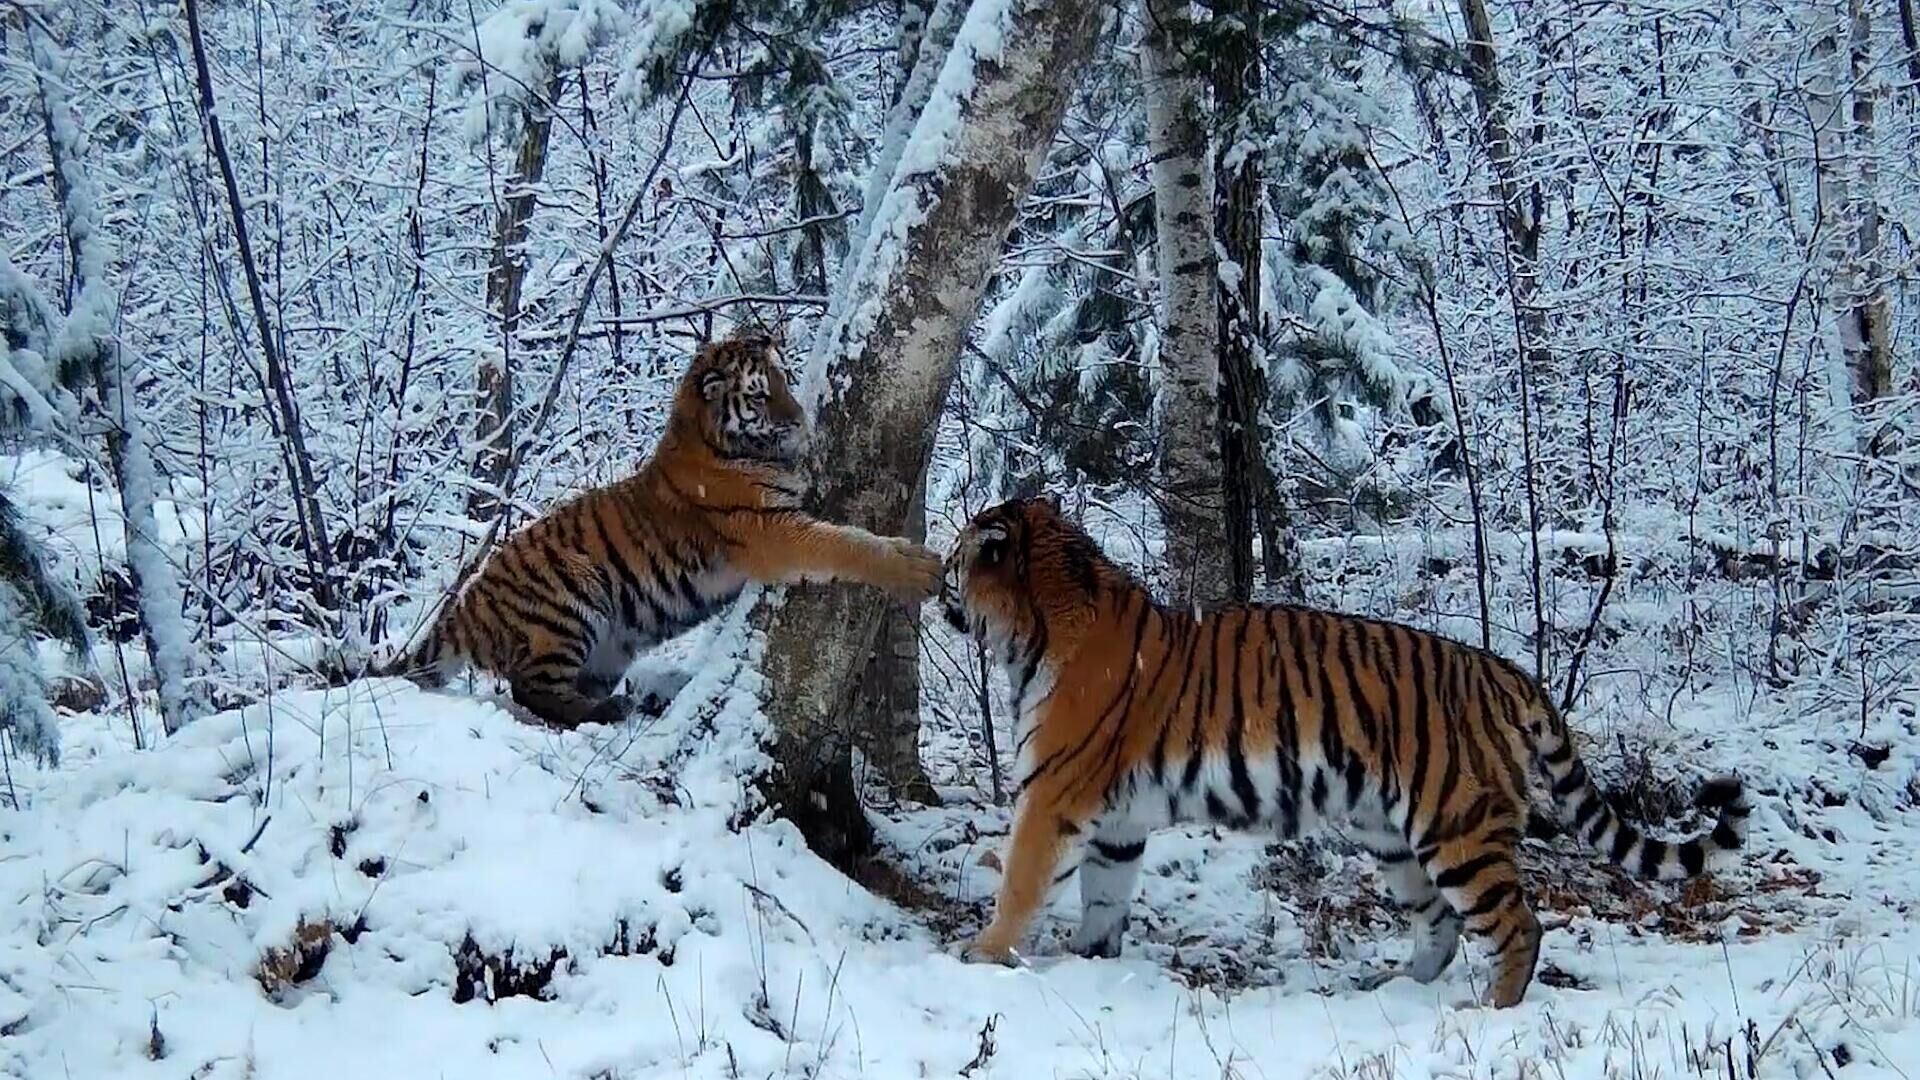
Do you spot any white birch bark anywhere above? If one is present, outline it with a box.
[1809,3,1892,441]
[1844,0,1894,418]
[757,0,1105,861]
[1142,0,1231,606]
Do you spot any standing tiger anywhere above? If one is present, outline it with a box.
[383,330,942,727]
[940,497,1748,1008]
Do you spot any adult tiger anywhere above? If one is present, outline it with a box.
[940,497,1747,1008]
[383,330,941,727]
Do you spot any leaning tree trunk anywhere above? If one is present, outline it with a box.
[1143,0,1231,607]
[842,1,950,802]
[35,34,204,735]
[755,0,1104,867]
[468,78,562,526]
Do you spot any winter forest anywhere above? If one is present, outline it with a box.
[2,0,1918,1075]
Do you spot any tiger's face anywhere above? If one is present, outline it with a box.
[941,498,1057,650]
[695,332,807,462]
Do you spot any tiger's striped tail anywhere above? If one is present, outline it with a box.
[1529,704,1749,880]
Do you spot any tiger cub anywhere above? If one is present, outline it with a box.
[939,497,1748,1008]
[385,331,941,727]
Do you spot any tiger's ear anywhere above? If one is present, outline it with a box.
[978,523,1010,567]
[1033,493,1061,514]
[700,369,729,401]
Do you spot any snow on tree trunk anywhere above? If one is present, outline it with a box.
[842,0,954,803]
[1454,0,1548,372]
[35,35,205,735]
[455,2,624,522]
[757,0,1104,865]
[469,77,562,525]
[851,472,936,802]
[1843,0,1894,428]
[850,0,968,264]
[1212,0,1289,601]
[1143,0,1231,607]
[1807,4,1893,444]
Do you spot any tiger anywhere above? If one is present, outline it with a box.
[939,496,1749,1009]
[381,330,942,727]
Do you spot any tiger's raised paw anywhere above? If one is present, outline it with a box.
[885,540,943,602]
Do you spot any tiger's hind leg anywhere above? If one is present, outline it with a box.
[511,670,630,729]
[507,630,636,729]
[1069,817,1148,959]
[1355,850,1463,990]
[1420,839,1541,1008]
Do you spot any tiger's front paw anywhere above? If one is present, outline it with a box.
[884,540,943,602]
[958,938,1020,967]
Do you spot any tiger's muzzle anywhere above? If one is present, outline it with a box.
[939,549,969,633]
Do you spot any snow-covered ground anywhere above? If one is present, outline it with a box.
[5,598,1918,1080]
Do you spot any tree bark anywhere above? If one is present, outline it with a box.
[1899,0,1920,88]
[1455,0,1547,370]
[851,471,937,802]
[1454,0,1550,676]
[468,79,562,525]
[1844,0,1894,424]
[755,0,1104,867]
[838,0,958,804]
[1211,0,1291,601]
[1144,0,1231,607]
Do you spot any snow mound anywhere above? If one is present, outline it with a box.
[5,665,1920,1078]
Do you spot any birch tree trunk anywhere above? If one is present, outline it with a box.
[1809,4,1893,441]
[469,80,562,525]
[1844,0,1894,424]
[1143,0,1231,607]
[1455,0,1547,371]
[756,0,1104,865]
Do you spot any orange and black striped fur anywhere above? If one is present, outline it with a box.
[384,332,941,727]
[940,498,1748,1008]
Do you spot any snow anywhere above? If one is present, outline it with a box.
[458,0,629,142]
[3,1,1918,1078]
[6,618,1919,1079]
[800,0,1018,413]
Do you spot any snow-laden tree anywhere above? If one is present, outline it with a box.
[755,0,1107,862]
[32,30,201,736]
[458,0,628,525]
[1262,20,1416,478]
[0,263,90,767]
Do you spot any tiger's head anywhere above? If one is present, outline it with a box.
[941,496,1115,655]
[682,328,808,462]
